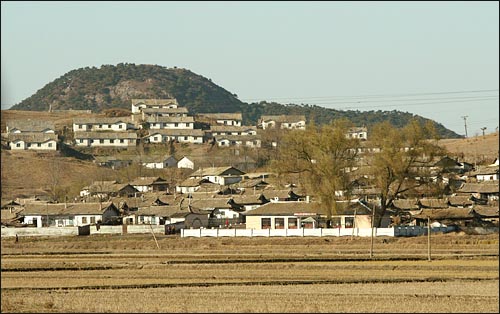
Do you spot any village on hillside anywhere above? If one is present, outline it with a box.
[1,97,498,237]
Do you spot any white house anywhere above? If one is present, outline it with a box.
[177,156,195,169]
[129,177,169,193]
[131,98,179,114]
[72,117,134,132]
[146,129,204,144]
[21,202,121,227]
[196,113,243,126]
[6,120,58,151]
[135,155,178,169]
[258,115,306,130]
[214,135,261,148]
[189,166,246,186]
[141,107,189,120]
[8,133,58,151]
[145,116,195,130]
[74,132,137,147]
[347,127,368,140]
[207,125,257,137]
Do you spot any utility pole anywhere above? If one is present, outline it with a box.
[461,116,469,138]
[481,127,487,137]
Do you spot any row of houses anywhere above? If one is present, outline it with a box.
[4,97,370,151]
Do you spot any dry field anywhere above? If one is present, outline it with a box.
[1,233,498,313]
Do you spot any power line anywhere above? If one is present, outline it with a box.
[241,89,499,102]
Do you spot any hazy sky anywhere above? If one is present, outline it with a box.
[1,1,498,136]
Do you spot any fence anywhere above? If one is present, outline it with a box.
[1,225,456,238]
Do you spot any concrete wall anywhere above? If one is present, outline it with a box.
[1,225,165,237]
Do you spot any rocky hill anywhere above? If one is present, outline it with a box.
[10,63,461,138]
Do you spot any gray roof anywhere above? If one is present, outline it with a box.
[197,113,242,120]
[209,125,257,133]
[260,115,306,123]
[458,182,499,194]
[7,120,55,132]
[129,176,168,186]
[8,132,58,143]
[22,202,116,215]
[74,132,137,139]
[146,116,194,123]
[73,117,132,124]
[142,107,188,114]
[243,201,325,216]
[132,98,178,106]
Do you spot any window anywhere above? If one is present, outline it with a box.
[82,217,87,224]
[110,139,114,143]
[261,218,271,229]
[78,124,83,129]
[345,217,354,228]
[37,143,41,147]
[27,143,31,147]
[120,139,125,143]
[174,123,178,127]
[119,124,123,129]
[275,218,285,229]
[79,139,84,143]
[90,217,95,224]
[184,136,188,140]
[48,143,53,147]
[154,137,158,141]
[16,143,21,147]
[288,218,298,229]
[108,124,111,128]
[99,125,103,128]
[99,139,104,144]
[331,217,341,228]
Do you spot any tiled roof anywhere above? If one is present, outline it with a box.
[448,195,473,207]
[22,202,115,215]
[8,132,58,143]
[418,198,449,209]
[260,115,306,123]
[458,182,499,193]
[412,208,478,220]
[197,113,242,120]
[6,120,55,132]
[243,201,325,216]
[142,107,188,113]
[131,98,178,106]
[145,116,194,123]
[129,176,168,186]
[189,166,245,177]
[209,125,257,132]
[73,117,132,124]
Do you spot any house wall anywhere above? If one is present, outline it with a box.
[246,216,300,230]
[23,215,43,228]
[477,174,499,181]
[176,186,199,193]
[148,122,193,129]
[10,140,57,151]
[75,138,135,147]
[137,216,160,225]
[177,158,194,169]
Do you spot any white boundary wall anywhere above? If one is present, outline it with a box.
[1,225,165,237]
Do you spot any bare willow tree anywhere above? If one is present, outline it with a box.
[364,119,446,226]
[272,119,361,222]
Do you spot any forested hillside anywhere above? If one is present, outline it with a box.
[10,63,461,138]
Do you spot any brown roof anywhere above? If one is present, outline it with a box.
[190,166,245,177]
[412,208,479,220]
[392,198,419,210]
[448,195,473,207]
[136,205,181,216]
[142,107,188,114]
[244,201,325,216]
[129,176,168,186]
[458,182,499,194]
[419,198,449,209]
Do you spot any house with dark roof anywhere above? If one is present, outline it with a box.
[189,166,245,186]
[129,177,169,193]
[145,116,195,130]
[80,181,139,198]
[141,107,189,120]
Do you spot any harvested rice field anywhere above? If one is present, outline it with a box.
[1,232,499,313]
